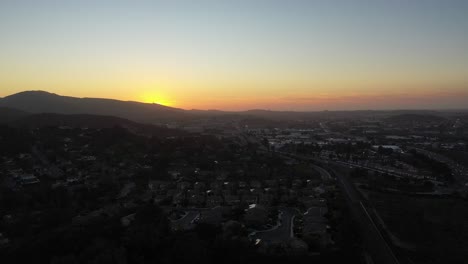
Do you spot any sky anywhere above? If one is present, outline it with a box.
[0,0,467,110]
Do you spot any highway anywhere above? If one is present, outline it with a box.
[409,147,468,188]
[281,151,401,264]
[321,162,401,264]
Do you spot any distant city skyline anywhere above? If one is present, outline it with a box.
[1,0,467,110]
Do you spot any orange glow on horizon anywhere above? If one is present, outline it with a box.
[137,91,174,107]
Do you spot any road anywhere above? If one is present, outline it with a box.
[310,163,332,181]
[325,162,401,264]
[281,151,401,264]
[171,210,200,230]
[252,207,296,243]
[409,147,468,188]
[333,159,423,180]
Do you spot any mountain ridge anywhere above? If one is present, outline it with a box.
[0,107,187,137]
[1,91,467,124]
[0,90,189,123]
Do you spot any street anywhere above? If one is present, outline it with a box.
[252,207,297,243]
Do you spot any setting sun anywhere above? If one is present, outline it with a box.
[1,0,467,111]
[139,92,174,107]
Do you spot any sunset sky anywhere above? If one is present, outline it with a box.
[1,0,467,110]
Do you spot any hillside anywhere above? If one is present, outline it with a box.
[1,91,466,126]
[5,112,187,137]
[385,113,447,124]
[0,107,30,123]
[0,91,190,124]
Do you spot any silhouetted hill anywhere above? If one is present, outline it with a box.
[1,91,466,125]
[8,112,187,137]
[0,91,190,124]
[0,107,30,123]
[385,113,447,124]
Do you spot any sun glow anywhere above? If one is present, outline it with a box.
[139,92,174,107]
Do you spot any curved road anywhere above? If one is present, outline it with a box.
[281,152,401,264]
[252,207,296,243]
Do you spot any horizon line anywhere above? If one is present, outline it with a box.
[2,90,468,113]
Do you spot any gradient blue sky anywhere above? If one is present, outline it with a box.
[1,0,467,110]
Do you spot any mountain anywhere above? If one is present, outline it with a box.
[0,91,190,124]
[1,91,466,126]
[385,113,447,124]
[0,107,30,123]
[2,111,187,137]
